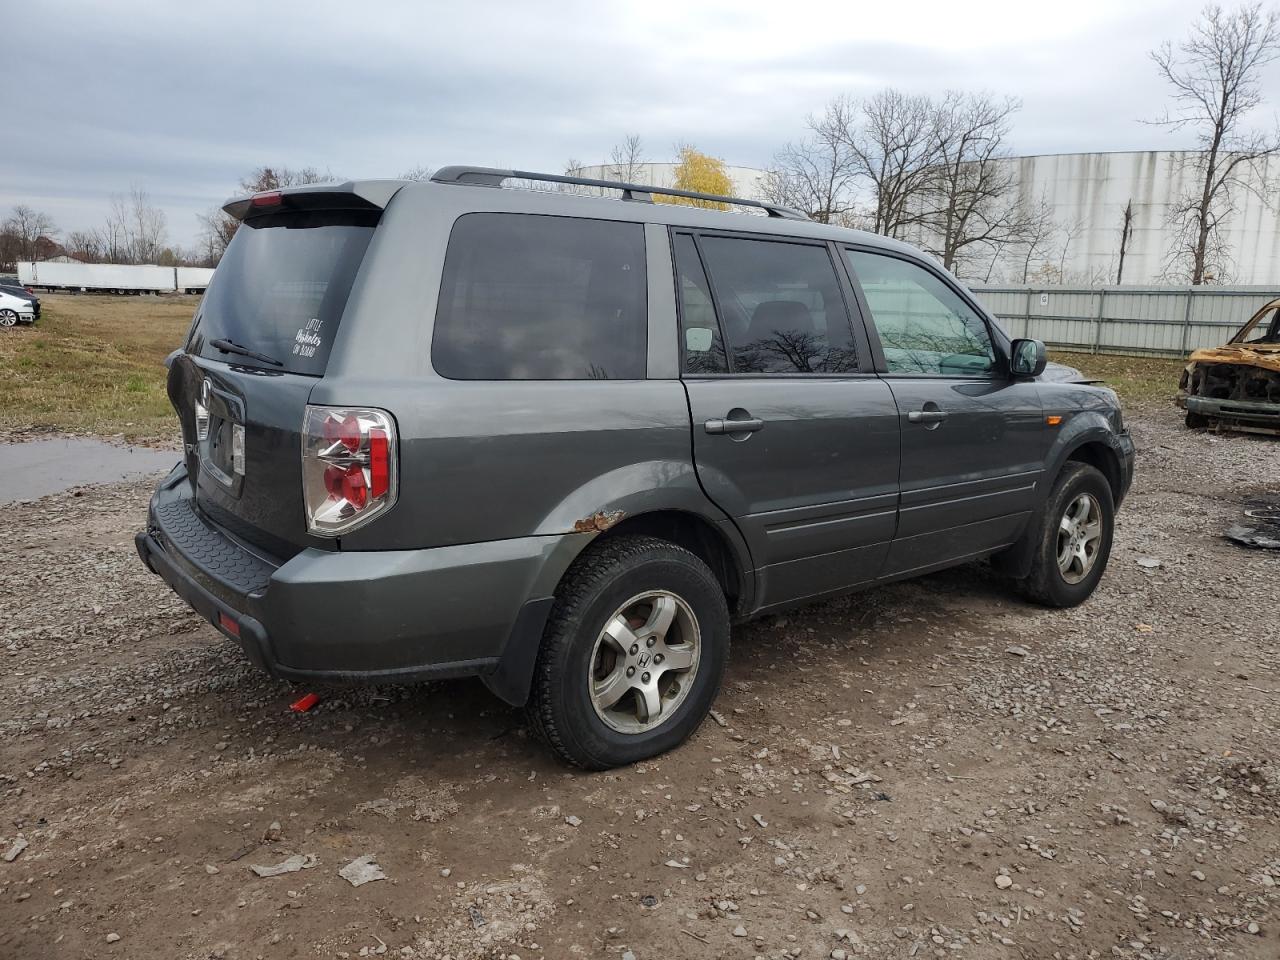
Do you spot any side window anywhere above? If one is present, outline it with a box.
[432,213,647,380]
[698,236,858,374]
[672,233,728,374]
[845,250,996,377]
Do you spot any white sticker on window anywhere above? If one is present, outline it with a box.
[293,318,324,358]
[685,327,714,352]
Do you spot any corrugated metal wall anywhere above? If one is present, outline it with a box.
[969,285,1279,356]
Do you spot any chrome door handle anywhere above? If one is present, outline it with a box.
[705,417,765,435]
[908,410,948,424]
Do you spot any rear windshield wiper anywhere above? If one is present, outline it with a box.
[209,338,284,367]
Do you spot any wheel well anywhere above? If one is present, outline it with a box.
[1065,442,1121,501]
[599,511,746,614]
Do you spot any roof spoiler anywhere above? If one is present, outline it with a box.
[222,180,404,222]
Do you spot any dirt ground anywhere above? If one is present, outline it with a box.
[2,403,1278,960]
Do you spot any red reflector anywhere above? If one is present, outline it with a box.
[290,692,320,713]
[339,414,362,452]
[369,428,389,498]
[341,464,368,509]
[251,190,283,207]
[218,612,241,638]
[323,464,345,500]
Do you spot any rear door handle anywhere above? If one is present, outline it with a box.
[907,410,948,424]
[705,417,765,435]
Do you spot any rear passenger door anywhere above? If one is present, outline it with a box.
[842,248,1045,578]
[675,231,900,609]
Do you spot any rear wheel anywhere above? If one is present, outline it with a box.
[1018,462,1115,607]
[528,535,729,769]
[0,309,17,327]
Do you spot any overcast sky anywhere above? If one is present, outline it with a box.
[7,0,1278,249]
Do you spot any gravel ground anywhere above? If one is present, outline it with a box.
[2,404,1278,960]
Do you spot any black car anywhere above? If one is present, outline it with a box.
[0,284,40,319]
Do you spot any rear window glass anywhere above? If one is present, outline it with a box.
[188,210,376,375]
[432,213,647,380]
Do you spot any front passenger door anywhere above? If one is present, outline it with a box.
[843,248,1046,578]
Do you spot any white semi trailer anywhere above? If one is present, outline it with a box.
[18,261,215,294]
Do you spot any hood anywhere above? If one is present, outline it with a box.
[1188,343,1280,374]
[1039,360,1086,383]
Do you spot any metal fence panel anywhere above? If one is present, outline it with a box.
[969,285,1278,357]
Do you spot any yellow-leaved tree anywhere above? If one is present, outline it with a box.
[658,146,732,210]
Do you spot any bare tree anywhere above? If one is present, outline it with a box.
[1057,216,1086,279]
[607,134,646,183]
[5,205,58,262]
[1013,195,1060,283]
[127,186,167,264]
[239,166,337,193]
[99,188,168,264]
[1150,3,1280,283]
[198,206,240,264]
[849,89,939,237]
[398,165,434,181]
[194,166,344,265]
[1115,199,1136,284]
[64,229,104,262]
[762,97,860,224]
[919,92,1029,276]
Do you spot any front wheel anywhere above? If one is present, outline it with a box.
[528,535,730,770]
[1018,462,1115,608]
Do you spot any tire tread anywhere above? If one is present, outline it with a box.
[1018,462,1113,608]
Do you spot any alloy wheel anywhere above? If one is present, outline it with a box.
[588,590,701,735]
[1057,492,1103,584]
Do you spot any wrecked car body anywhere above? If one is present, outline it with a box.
[1178,297,1280,435]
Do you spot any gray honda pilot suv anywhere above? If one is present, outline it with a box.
[137,166,1135,769]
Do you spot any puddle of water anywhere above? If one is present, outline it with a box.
[0,438,179,503]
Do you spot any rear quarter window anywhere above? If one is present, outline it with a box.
[431,213,647,380]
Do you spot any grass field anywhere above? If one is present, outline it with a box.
[0,294,1186,441]
[0,294,193,441]
[1049,350,1185,404]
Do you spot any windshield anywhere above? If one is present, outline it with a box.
[187,210,376,375]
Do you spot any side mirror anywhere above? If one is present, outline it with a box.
[1010,338,1047,378]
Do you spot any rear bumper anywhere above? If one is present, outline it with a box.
[136,466,584,703]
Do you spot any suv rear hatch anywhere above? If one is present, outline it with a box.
[170,187,395,558]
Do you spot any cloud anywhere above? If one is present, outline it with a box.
[4,0,1273,247]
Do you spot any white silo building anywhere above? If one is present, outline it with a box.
[940,150,1280,285]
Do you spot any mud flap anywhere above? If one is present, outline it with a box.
[482,597,556,706]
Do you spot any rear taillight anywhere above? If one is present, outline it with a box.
[302,406,397,536]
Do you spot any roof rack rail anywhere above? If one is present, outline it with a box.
[429,166,810,221]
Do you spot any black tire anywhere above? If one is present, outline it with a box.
[528,535,730,770]
[1018,462,1115,608]
[1185,410,1210,429]
[0,309,17,328]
